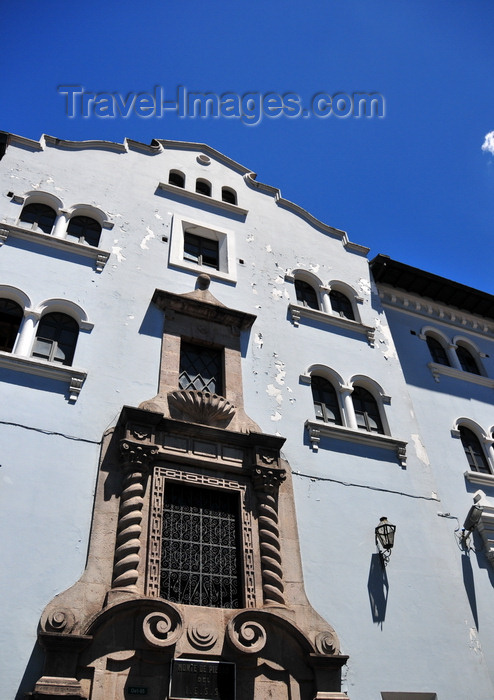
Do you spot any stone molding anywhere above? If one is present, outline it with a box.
[0,351,86,401]
[288,302,375,346]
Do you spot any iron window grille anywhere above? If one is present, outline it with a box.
[183,232,219,270]
[179,341,223,395]
[160,482,243,608]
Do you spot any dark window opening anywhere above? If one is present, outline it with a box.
[329,289,355,320]
[160,482,243,608]
[196,179,211,196]
[311,375,342,425]
[295,279,319,310]
[0,299,23,352]
[183,231,219,270]
[169,170,185,188]
[221,187,237,205]
[179,341,223,395]
[459,427,490,474]
[456,345,480,375]
[66,216,102,247]
[32,312,79,366]
[19,202,56,234]
[352,386,384,434]
[426,336,450,366]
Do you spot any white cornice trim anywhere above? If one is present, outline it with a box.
[464,470,494,486]
[305,419,407,465]
[157,182,248,217]
[0,353,86,402]
[427,362,494,388]
[288,303,375,345]
[377,284,494,338]
[0,223,110,272]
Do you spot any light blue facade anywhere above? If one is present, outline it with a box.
[0,134,493,700]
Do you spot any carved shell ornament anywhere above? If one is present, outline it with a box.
[168,389,236,424]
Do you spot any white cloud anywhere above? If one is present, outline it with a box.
[481,131,494,155]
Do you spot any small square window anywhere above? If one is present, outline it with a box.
[169,215,237,282]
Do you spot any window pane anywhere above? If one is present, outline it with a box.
[295,280,319,310]
[0,299,23,352]
[67,216,101,247]
[20,203,56,234]
[33,313,78,366]
[426,336,450,366]
[330,290,355,320]
[352,386,383,434]
[456,346,480,375]
[179,341,223,395]
[160,483,242,608]
[311,375,342,424]
[459,427,490,473]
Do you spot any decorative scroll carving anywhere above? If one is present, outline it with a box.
[111,441,158,591]
[252,466,286,606]
[187,618,218,649]
[41,608,75,634]
[315,630,338,655]
[142,606,183,648]
[227,614,267,654]
[168,389,236,425]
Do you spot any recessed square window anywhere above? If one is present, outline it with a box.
[169,214,237,282]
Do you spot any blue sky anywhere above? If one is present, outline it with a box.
[3,0,494,293]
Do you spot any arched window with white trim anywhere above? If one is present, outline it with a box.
[426,335,450,366]
[169,170,185,188]
[456,343,481,375]
[295,279,319,310]
[19,202,57,234]
[66,215,102,247]
[329,289,355,320]
[459,426,490,474]
[32,312,79,366]
[311,375,342,425]
[221,187,237,205]
[352,385,384,434]
[0,299,23,352]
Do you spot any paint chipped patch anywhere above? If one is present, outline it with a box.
[247,234,254,242]
[265,244,272,253]
[254,332,263,349]
[274,275,285,285]
[309,263,320,274]
[266,384,283,405]
[140,227,155,249]
[411,434,430,466]
[374,319,397,360]
[112,246,126,263]
[359,278,371,296]
[274,361,286,385]
[469,627,483,655]
[154,211,163,220]
[251,283,258,295]
[271,411,282,421]
[272,288,283,300]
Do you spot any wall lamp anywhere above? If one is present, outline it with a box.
[461,503,484,543]
[375,516,396,565]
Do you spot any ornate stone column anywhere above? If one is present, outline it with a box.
[111,440,158,593]
[252,465,287,607]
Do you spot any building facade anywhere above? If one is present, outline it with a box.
[0,132,493,700]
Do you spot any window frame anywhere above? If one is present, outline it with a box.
[0,298,23,353]
[168,214,237,282]
[31,312,80,366]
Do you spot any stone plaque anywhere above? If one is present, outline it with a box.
[169,659,235,700]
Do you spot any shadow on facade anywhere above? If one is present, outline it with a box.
[15,642,44,700]
[461,552,479,630]
[367,553,389,627]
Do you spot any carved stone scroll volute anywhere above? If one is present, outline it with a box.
[111,440,158,593]
[251,464,287,607]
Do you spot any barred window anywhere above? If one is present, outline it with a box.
[179,341,223,395]
[160,482,243,608]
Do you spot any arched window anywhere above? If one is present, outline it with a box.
[32,313,79,366]
[66,216,102,247]
[459,426,490,473]
[311,375,342,424]
[352,386,384,434]
[456,344,480,375]
[221,187,237,205]
[196,179,211,197]
[19,202,57,234]
[0,299,23,352]
[169,170,185,188]
[295,279,319,310]
[426,336,450,366]
[329,289,355,320]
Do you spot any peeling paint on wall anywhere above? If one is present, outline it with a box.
[140,227,155,249]
[411,434,430,466]
[359,278,371,296]
[271,288,283,300]
[111,243,126,263]
[254,332,263,349]
[374,318,398,360]
[266,384,283,405]
[270,410,282,421]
